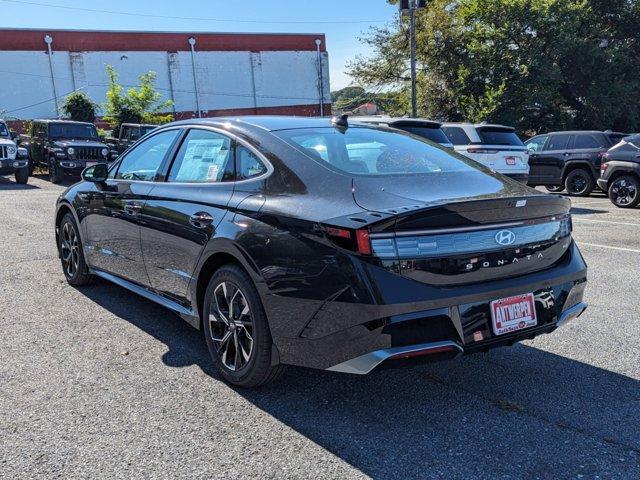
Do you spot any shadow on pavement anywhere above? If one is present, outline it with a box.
[0,176,40,190]
[78,280,640,479]
[571,207,610,215]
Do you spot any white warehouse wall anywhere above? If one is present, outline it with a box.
[0,47,330,120]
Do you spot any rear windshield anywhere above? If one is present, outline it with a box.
[140,126,157,136]
[477,128,524,146]
[395,125,450,144]
[49,123,98,140]
[275,127,478,176]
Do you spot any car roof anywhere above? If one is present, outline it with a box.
[351,116,442,128]
[441,122,515,131]
[122,123,157,127]
[544,130,623,135]
[167,115,388,132]
[33,119,95,125]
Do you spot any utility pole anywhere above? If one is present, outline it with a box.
[400,0,427,118]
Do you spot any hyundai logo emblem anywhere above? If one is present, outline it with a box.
[495,230,516,246]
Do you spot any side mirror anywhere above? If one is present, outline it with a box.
[82,163,108,183]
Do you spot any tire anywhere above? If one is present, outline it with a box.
[58,213,95,286]
[564,169,594,197]
[14,167,28,184]
[545,185,564,193]
[203,264,285,388]
[608,175,640,209]
[49,157,62,184]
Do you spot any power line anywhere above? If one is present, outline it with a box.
[0,0,388,25]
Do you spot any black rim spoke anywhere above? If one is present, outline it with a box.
[209,281,254,371]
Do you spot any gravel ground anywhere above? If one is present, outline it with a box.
[0,176,638,479]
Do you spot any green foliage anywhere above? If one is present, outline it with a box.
[103,65,173,133]
[61,91,99,122]
[349,0,640,135]
[331,86,407,115]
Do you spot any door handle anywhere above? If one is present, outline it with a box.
[124,202,143,215]
[189,212,214,229]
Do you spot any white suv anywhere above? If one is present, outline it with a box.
[442,123,530,183]
[0,120,29,184]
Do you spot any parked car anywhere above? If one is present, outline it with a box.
[22,120,112,183]
[351,117,454,148]
[441,123,530,182]
[0,119,30,184]
[524,130,628,196]
[597,134,640,208]
[105,123,157,156]
[55,116,587,387]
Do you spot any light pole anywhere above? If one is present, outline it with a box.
[188,37,201,118]
[44,34,60,118]
[400,0,427,118]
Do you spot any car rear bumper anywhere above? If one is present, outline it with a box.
[269,241,587,372]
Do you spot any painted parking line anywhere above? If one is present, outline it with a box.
[573,218,640,227]
[578,242,640,253]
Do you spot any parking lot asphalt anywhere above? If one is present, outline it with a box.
[1,175,638,480]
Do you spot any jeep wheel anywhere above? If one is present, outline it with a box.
[608,175,640,209]
[565,169,594,197]
[545,185,564,193]
[49,157,62,184]
[203,264,285,388]
[58,213,95,286]
[14,167,29,184]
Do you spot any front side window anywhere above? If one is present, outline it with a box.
[546,134,572,151]
[525,135,548,152]
[442,127,472,146]
[276,127,478,176]
[168,129,233,183]
[237,146,268,180]
[0,122,8,137]
[116,129,180,181]
[48,123,98,140]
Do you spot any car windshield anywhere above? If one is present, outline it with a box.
[275,126,479,176]
[49,123,98,140]
[477,128,524,146]
[0,122,8,137]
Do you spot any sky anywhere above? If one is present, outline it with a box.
[0,0,398,91]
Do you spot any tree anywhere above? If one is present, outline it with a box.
[348,0,640,135]
[61,91,99,122]
[103,65,173,133]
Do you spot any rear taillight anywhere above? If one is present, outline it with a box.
[601,162,609,175]
[356,229,372,255]
[324,226,372,256]
[467,148,499,154]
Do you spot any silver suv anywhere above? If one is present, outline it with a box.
[0,120,29,184]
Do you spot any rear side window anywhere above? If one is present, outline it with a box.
[525,135,548,152]
[396,125,450,144]
[168,129,233,183]
[236,146,268,180]
[546,134,572,151]
[573,134,605,149]
[442,127,471,145]
[476,128,524,146]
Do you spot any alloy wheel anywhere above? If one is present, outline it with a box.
[568,173,587,194]
[611,178,637,206]
[209,282,254,371]
[60,222,79,278]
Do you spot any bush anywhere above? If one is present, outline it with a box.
[61,92,99,122]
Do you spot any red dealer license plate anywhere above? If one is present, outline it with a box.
[490,293,537,336]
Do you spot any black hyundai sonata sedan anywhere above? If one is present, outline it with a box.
[55,116,588,387]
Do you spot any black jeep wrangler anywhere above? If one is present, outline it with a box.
[0,119,30,184]
[525,130,628,196]
[23,120,112,183]
[105,123,157,156]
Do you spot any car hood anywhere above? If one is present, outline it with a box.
[352,170,543,212]
[53,140,108,148]
[0,138,16,146]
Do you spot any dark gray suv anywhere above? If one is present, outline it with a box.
[525,130,628,196]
